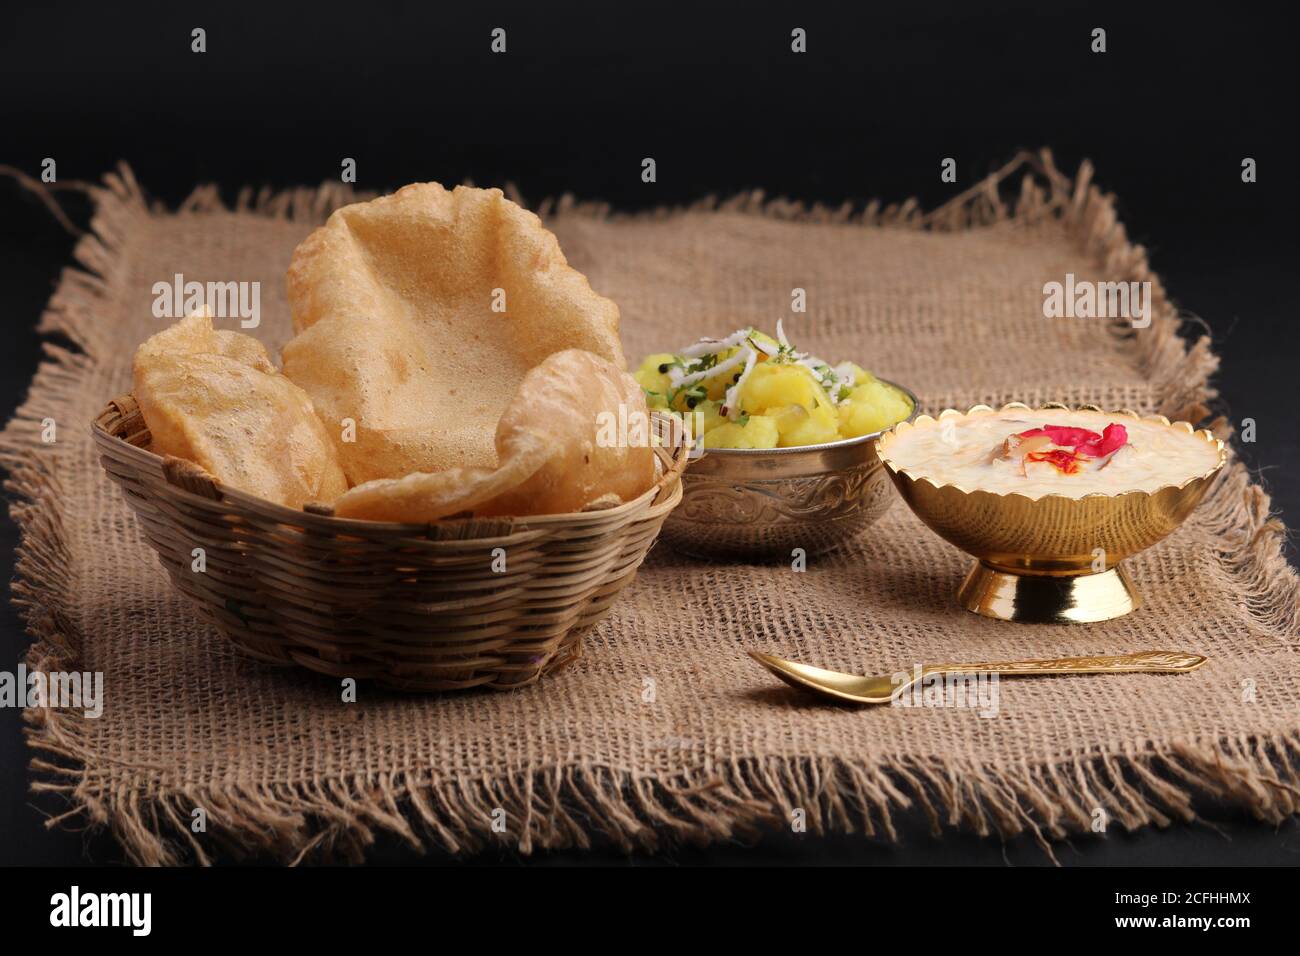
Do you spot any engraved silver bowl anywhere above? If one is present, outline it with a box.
[660,381,919,559]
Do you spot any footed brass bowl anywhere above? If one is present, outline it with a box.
[876,403,1227,623]
[660,380,919,560]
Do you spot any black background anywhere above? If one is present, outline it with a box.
[1,1,1297,866]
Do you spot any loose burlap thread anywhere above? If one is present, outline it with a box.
[3,151,1298,865]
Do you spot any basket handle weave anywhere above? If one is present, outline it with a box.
[161,455,223,501]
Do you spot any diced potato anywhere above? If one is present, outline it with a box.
[742,362,824,414]
[838,380,913,437]
[770,403,809,435]
[634,336,909,450]
[634,353,677,403]
[686,344,759,401]
[837,362,875,387]
[701,362,739,401]
[704,415,780,449]
[681,399,725,437]
[772,403,839,447]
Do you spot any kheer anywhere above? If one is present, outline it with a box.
[883,408,1220,499]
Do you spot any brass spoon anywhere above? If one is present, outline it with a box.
[747,649,1207,704]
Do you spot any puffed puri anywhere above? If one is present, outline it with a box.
[281,182,626,484]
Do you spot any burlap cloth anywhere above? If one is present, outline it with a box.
[4,152,1298,864]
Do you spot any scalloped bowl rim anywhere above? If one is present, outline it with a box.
[875,402,1227,503]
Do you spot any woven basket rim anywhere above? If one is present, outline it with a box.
[93,394,688,534]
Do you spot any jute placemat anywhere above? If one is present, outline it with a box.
[4,152,1297,864]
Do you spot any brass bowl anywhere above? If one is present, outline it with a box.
[876,403,1227,624]
[660,380,919,559]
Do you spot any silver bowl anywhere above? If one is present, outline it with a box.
[660,380,919,559]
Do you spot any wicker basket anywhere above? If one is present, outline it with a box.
[93,395,687,691]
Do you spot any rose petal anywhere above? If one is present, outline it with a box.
[1076,422,1128,458]
[1018,425,1102,447]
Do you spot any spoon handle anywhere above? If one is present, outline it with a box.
[923,650,1206,677]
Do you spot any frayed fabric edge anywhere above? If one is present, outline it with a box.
[2,154,1297,865]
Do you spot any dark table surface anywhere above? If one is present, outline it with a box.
[2,0,1297,865]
